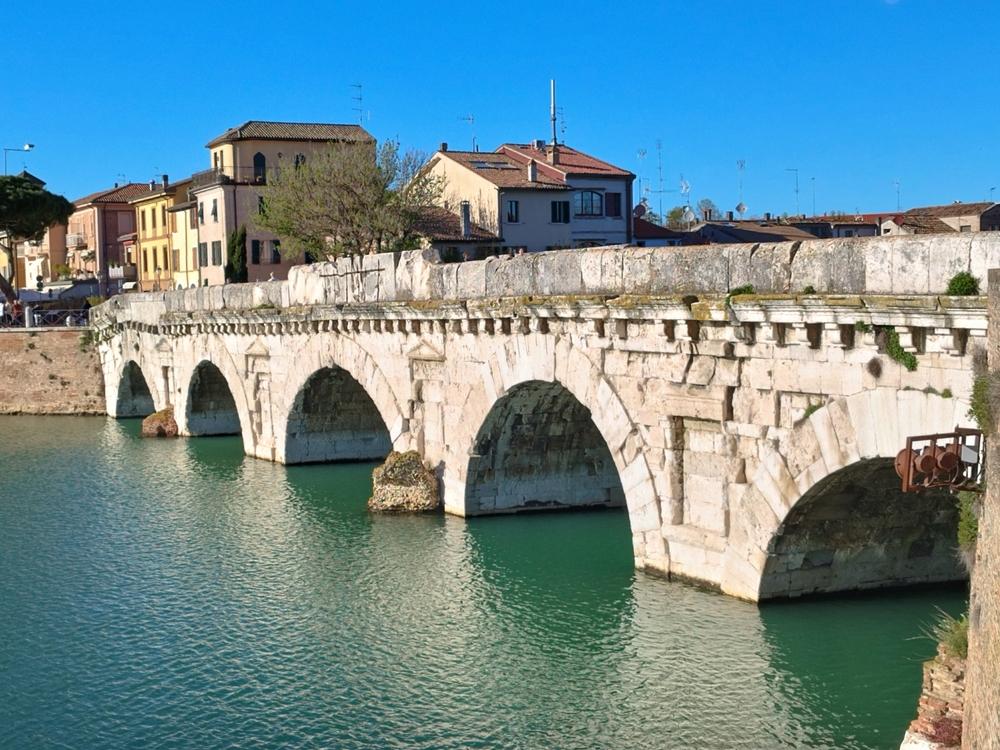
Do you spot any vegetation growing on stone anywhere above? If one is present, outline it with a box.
[945,271,980,296]
[866,357,883,379]
[854,320,872,334]
[878,326,918,371]
[926,609,969,659]
[968,372,1000,435]
[802,285,817,294]
[725,284,755,305]
[957,490,980,554]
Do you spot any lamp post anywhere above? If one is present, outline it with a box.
[3,143,34,175]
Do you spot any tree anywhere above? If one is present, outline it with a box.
[0,175,74,300]
[666,206,687,228]
[697,198,720,221]
[225,224,247,283]
[255,140,444,259]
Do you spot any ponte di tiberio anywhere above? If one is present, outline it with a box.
[92,235,996,602]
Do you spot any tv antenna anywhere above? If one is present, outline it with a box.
[458,114,476,151]
[679,175,691,206]
[894,178,901,211]
[557,106,567,140]
[786,167,800,215]
[636,148,647,212]
[656,140,664,220]
[351,84,364,124]
[736,159,746,204]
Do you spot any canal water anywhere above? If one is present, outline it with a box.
[0,416,965,750]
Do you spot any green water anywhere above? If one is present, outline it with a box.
[0,416,965,749]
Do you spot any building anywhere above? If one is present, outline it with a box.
[879,214,957,236]
[424,140,634,252]
[190,120,375,284]
[168,189,200,290]
[632,216,694,247]
[129,176,192,291]
[411,204,502,259]
[791,215,880,239]
[901,201,1000,233]
[687,218,818,244]
[67,183,148,295]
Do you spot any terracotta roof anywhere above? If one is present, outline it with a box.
[206,120,374,148]
[438,151,568,190]
[887,214,956,234]
[634,217,689,240]
[499,143,633,178]
[412,206,500,242]
[695,221,818,243]
[74,183,152,206]
[904,202,995,218]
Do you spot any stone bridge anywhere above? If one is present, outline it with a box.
[91,235,998,601]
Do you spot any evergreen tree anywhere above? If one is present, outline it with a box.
[225,224,247,283]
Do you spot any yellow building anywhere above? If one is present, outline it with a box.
[167,182,199,290]
[129,176,188,292]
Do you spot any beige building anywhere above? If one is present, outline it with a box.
[190,120,374,284]
[424,140,634,252]
[168,189,200,290]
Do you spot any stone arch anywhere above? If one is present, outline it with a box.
[184,359,244,437]
[721,389,970,601]
[283,366,392,464]
[452,337,666,573]
[115,360,155,417]
[274,335,409,464]
[465,379,626,514]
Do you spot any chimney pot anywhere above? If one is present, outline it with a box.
[547,145,559,166]
[460,200,472,238]
[149,179,155,190]
[527,159,537,183]
[727,210,734,221]
[161,174,168,188]
[440,142,448,152]
[764,211,772,221]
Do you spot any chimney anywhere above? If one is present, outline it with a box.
[764,211,772,221]
[527,159,537,182]
[460,201,472,238]
[161,174,168,188]
[533,138,546,151]
[548,144,559,166]
[148,179,155,190]
[440,142,448,152]
[727,210,734,221]
[705,208,713,221]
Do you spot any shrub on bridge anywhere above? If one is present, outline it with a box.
[946,271,980,296]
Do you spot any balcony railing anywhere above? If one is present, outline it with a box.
[108,264,137,280]
[191,166,269,188]
[66,234,87,249]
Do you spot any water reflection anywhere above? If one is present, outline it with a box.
[0,416,966,750]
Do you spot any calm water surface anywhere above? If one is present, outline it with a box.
[0,416,965,749]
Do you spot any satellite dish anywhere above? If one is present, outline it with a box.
[633,203,647,218]
[736,201,748,216]
[682,207,697,224]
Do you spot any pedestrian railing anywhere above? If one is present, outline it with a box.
[0,308,90,329]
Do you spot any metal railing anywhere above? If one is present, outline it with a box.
[0,307,90,329]
[191,166,269,188]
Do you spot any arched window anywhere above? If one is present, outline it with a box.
[252,152,266,183]
[574,190,603,216]
[294,153,306,169]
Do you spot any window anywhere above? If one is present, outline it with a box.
[271,240,281,264]
[161,246,168,271]
[198,242,208,267]
[210,240,222,265]
[253,152,266,183]
[169,212,176,233]
[605,192,622,217]
[551,200,570,223]
[960,224,972,232]
[142,249,149,273]
[151,207,157,230]
[189,208,197,230]
[258,196,265,215]
[211,198,218,222]
[140,210,147,232]
[574,190,603,216]
[198,202,204,225]
[844,229,855,237]
[505,200,519,223]
[172,248,180,270]
[251,239,261,265]
[161,206,167,226]
[294,153,306,169]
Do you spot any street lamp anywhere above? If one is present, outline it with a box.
[3,143,34,175]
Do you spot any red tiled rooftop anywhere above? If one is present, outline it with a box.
[499,143,633,178]
[74,183,154,206]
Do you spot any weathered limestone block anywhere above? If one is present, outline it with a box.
[368,450,440,513]
[900,645,965,750]
[141,406,178,438]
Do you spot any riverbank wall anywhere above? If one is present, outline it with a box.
[0,329,105,414]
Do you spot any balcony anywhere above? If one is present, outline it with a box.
[66,234,87,249]
[108,264,137,280]
[191,166,269,188]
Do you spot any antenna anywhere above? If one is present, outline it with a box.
[679,175,691,207]
[657,140,664,220]
[351,83,364,124]
[458,114,476,151]
[786,168,800,215]
[636,148,647,217]
[736,159,746,204]
[550,79,557,146]
[810,176,816,216]
[894,178,901,211]
[557,106,567,140]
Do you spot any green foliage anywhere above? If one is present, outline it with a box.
[968,373,1000,434]
[802,285,817,294]
[853,320,872,333]
[225,225,248,283]
[53,263,71,279]
[878,326,918,371]
[666,206,687,228]
[85,295,105,307]
[255,140,445,259]
[803,403,821,419]
[0,175,74,241]
[957,491,980,550]
[925,609,969,659]
[941,388,953,399]
[726,284,755,305]
[78,329,95,351]
[945,271,980,296]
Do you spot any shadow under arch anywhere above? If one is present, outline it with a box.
[186,360,242,436]
[284,366,391,464]
[758,457,964,600]
[465,380,626,515]
[116,360,155,417]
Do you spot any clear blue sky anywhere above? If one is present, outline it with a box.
[3,0,997,217]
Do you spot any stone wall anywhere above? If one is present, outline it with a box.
[0,329,104,414]
[961,269,1000,748]
[901,646,966,750]
[90,234,1000,322]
